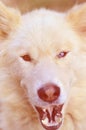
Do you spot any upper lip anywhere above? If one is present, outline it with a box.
[35,104,64,130]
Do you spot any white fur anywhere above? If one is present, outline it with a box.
[0,2,86,130]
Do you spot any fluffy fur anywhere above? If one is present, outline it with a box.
[0,2,86,130]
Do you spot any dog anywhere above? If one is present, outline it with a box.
[0,2,86,130]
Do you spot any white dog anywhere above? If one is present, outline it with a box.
[0,2,86,130]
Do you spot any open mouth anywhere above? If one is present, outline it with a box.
[35,104,63,130]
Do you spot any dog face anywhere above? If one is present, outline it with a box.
[3,11,78,129]
[0,2,86,130]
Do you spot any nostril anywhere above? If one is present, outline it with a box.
[37,83,60,103]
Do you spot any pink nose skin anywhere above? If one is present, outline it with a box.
[37,83,60,103]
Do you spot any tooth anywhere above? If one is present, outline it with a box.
[55,116,62,123]
[57,118,61,123]
[43,108,46,112]
[42,117,48,125]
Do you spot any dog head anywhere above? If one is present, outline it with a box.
[0,2,86,130]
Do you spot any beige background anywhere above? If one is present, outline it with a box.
[0,0,86,13]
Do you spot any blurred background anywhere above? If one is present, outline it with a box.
[0,0,86,13]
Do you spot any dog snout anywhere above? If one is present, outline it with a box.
[37,83,60,103]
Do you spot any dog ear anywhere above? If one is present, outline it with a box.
[67,3,86,37]
[0,2,21,40]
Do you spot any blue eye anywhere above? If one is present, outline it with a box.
[57,51,68,58]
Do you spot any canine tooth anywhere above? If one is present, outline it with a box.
[55,116,62,123]
[43,108,46,112]
[42,117,48,125]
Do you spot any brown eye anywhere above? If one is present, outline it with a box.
[57,51,68,58]
[21,54,32,62]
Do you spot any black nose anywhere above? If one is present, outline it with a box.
[37,83,60,103]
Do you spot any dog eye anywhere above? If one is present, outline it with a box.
[21,54,32,62]
[57,51,68,58]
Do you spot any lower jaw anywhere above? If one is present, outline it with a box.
[41,121,62,130]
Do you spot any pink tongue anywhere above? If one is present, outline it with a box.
[35,105,63,130]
